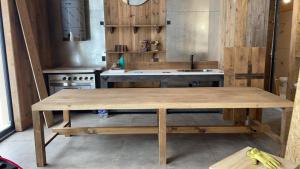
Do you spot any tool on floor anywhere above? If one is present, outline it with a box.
[246,148,281,169]
[0,156,22,169]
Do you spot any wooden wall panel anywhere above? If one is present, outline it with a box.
[287,0,300,101]
[104,0,166,69]
[1,0,53,131]
[219,0,270,69]
[220,0,271,121]
[1,0,38,131]
[285,69,300,163]
[224,47,266,122]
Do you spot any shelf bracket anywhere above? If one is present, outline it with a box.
[156,26,162,33]
[109,27,116,33]
[133,26,139,34]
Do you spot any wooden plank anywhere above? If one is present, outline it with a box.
[280,108,293,156]
[250,120,281,144]
[45,121,70,146]
[32,111,46,167]
[104,0,166,70]
[63,110,71,137]
[15,0,54,127]
[234,0,248,46]
[210,147,299,169]
[1,0,38,131]
[51,126,252,135]
[158,108,167,165]
[53,127,158,135]
[285,69,300,163]
[287,0,300,100]
[126,61,219,70]
[32,88,293,111]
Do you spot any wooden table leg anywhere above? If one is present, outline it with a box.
[33,111,46,167]
[158,108,167,165]
[63,110,71,137]
[280,108,293,156]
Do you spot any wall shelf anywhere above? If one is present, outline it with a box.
[105,25,165,33]
[106,50,166,55]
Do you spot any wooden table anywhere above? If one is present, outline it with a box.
[31,87,294,167]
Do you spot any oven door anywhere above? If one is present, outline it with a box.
[49,83,92,95]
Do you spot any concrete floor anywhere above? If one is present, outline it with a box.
[0,109,282,169]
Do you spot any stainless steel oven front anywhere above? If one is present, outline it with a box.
[48,74,96,95]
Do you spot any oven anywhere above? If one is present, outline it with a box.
[47,74,96,95]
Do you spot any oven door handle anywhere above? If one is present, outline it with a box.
[49,83,70,87]
[49,82,93,87]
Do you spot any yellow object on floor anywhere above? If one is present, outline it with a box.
[246,148,281,169]
[209,147,299,169]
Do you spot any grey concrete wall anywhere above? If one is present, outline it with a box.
[48,0,106,68]
[166,0,220,62]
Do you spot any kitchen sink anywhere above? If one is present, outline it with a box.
[177,69,214,72]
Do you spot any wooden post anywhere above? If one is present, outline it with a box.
[63,110,71,137]
[32,111,46,167]
[15,0,54,127]
[280,108,293,156]
[158,108,167,165]
[285,69,300,163]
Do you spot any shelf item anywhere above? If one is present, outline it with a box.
[105,25,165,33]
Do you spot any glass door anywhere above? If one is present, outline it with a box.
[0,9,14,140]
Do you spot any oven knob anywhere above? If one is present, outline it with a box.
[62,77,67,80]
[68,77,72,81]
[73,77,77,80]
[79,77,83,80]
[90,77,94,80]
[85,77,89,80]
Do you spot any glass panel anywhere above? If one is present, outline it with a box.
[0,58,10,132]
[0,10,13,135]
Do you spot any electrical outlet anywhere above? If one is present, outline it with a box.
[102,56,106,61]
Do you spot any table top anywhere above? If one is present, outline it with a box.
[209,147,299,169]
[32,87,293,111]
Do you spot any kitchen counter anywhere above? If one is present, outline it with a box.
[100,69,224,88]
[101,69,224,76]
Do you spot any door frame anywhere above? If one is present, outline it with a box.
[0,6,15,142]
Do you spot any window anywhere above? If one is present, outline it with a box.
[0,9,14,141]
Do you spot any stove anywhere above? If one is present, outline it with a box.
[43,68,103,95]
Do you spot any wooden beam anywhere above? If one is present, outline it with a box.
[53,126,158,135]
[1,0,37,131]
[168,126,252,134]
[45,121,70,146]
[32,111,46,167]
[52,126,253,136]
[158,109,167,165]
[15,0,53,127]
[287,0,300,101]
[285,69,300,163]
[250,120,281,144]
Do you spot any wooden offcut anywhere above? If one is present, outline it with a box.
[223,47,266,122]
[15,0,54,127]
[285,69,300,163]
[210,147,299,169]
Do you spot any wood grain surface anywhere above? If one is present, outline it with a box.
[32,87,293,111]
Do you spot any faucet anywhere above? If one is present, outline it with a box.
[190,54,194,70]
